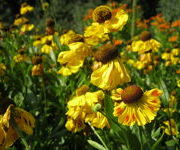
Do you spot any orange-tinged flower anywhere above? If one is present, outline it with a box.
[171,20,180,27]
[113,86,162,126]
[168,36,178,42]
[113,39,123,46]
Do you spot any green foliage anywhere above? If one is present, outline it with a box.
[157,0,180,21]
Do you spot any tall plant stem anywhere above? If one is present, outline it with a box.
[89,123,109,150]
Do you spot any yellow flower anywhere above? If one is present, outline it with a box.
[92,5,128,32]
[33,39,42,47]
[161,119,179,135]
[0,118,19,150]
[20,3,34,15]
[57,42,91,76]
[171,48,179,56]
[111,88,123,101]
[113,85,162,126]
[161,52,172,60]
[41,35,53,44]
[60,30,83,45]
[85,112,108,128]
[65,87,108,132]
[14,17,29,26]
[20,24,34,32]
[91,58,131,90]
[31,64,44,76]
[84,23,109,46]
[13,54,29,63]
[0,104,35,149]
[0,63,6,76]
[65,118,85,133]
[130,39,160,54]
[13,107,35,135]
[41,44,53,54]
[177,79,180,87]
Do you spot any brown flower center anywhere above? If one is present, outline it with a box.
[46,18,55,27]
[94,44,118,64]
[121,85,143,104]
[93,5,112,23]
[140,31,152,41]
[32,55,43,65]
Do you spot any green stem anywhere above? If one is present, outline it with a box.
[88,123,109,150]
[131,0,137,39]
[100,111,131,150]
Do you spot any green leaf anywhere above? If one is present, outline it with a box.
[151,128,161,140]
[87,140,106,150]
[13,92,24,107]
[157,78,169,106]
[165,139,176,147]
[151,132,164,150]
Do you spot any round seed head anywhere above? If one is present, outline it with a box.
[121,85,143,104]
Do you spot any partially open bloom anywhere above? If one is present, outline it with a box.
[31,64,44,76]
[20,3,34,15]
[57,42,91,76]
[20,24,34,32]
[91,44,131,90]
[113,85,162,126]
[13,54,29,63]
[14,17,29,26]
[84,23,109,46]
[65,86,108,132]
[60,30,83,46]
[161,119,179,136]
[127,31,161,54]
[84,5,128,46]
[0,104,35,149]
[92,5,128,32]
[161,48,180,66]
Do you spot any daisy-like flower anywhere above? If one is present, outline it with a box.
[84,23,109,46]
[92,5,128,32]
[113,85,162,126]
[13,17,29,26]
[20,3,34,15]
[65,85,108,132]
[31,55,44,76]
[161,119,179,136]
[90,44,131,90]
[60,30,84,46]
[128,31,161,54]
[20,24,34,32]
[57,42,91,76]
[83,5,128,46]
[0,104,35,149]
[31,64,44,76]
[161,48,180,66]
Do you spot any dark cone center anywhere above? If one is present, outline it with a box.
[121,85,143,104]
